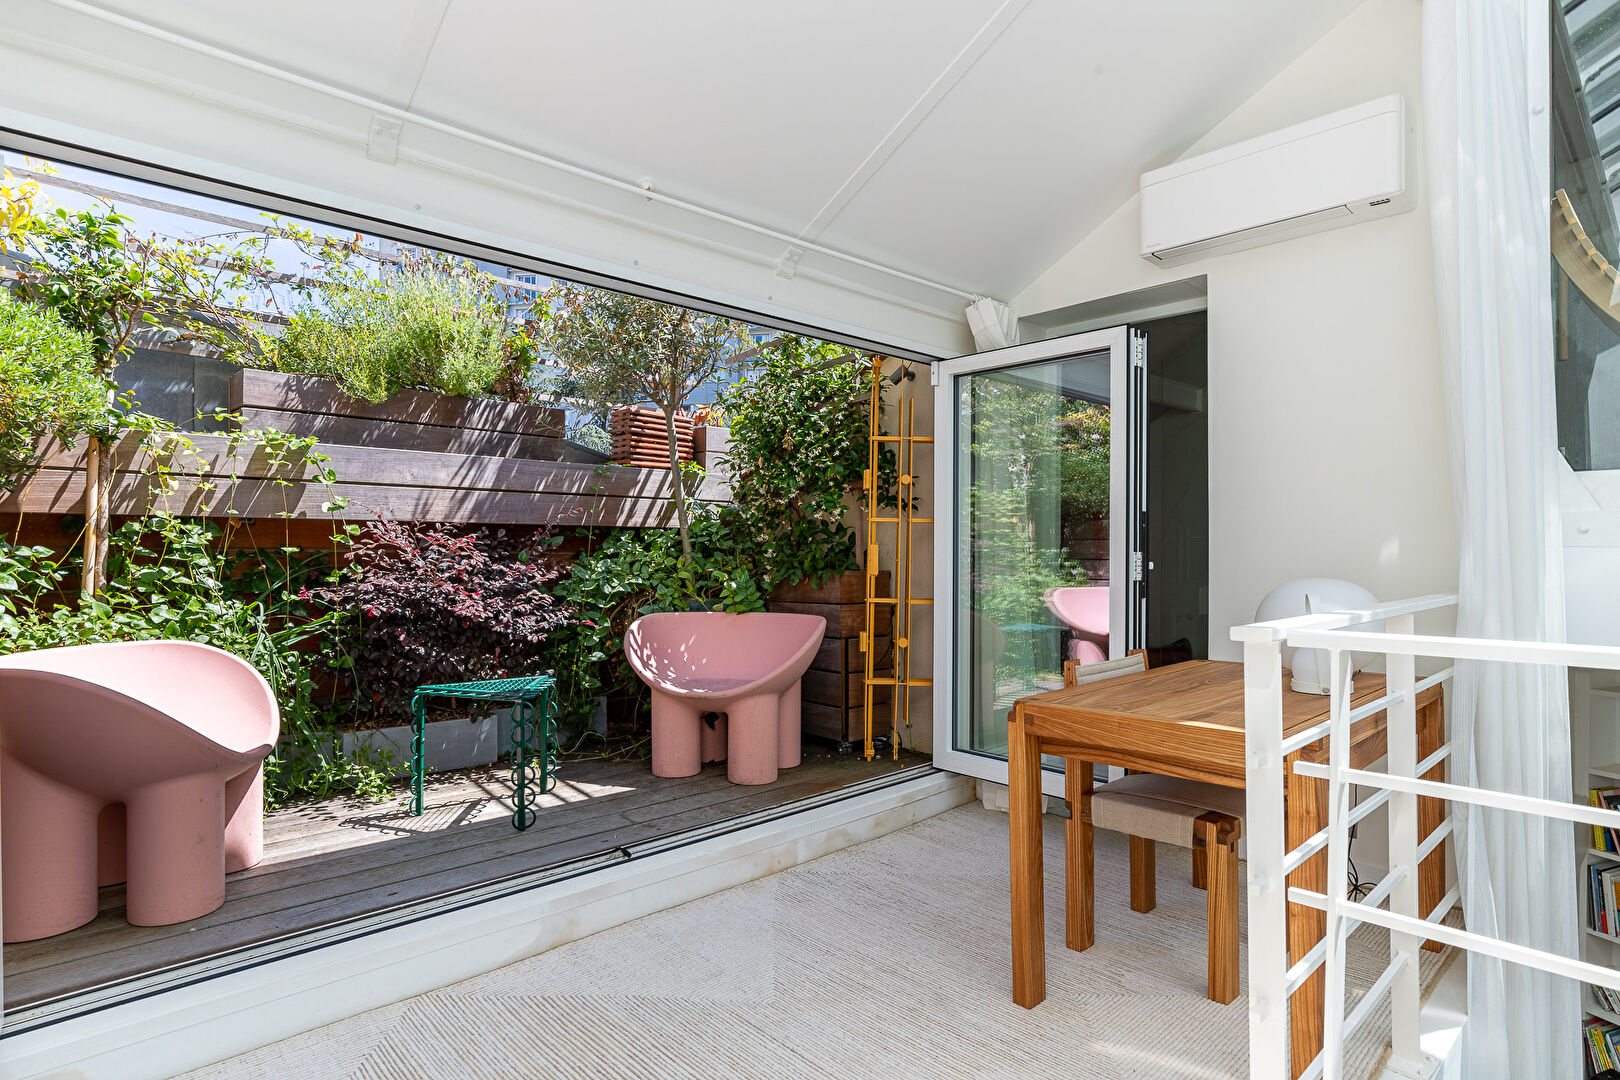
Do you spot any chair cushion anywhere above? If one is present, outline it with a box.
[1065,653,1146,687]
[1089,774,1245,848]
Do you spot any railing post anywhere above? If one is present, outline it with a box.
[1322,648,1354,1080]
[1384,613,1423,1071]
[1242,636,1290,1080]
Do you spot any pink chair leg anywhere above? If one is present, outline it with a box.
[124,774,226,926]
[700,712,728,765]
[777,682,802,770]
[725,692,781,785]
[650,690,704,778]
[224,764,265,873]
[2,754,102,942]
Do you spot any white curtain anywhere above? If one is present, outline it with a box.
[1423,2,1579,1077]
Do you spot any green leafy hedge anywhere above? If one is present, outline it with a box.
[0,297,111,491]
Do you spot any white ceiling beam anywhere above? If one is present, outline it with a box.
[378,0,453,109]
[368,0,451,163]
[792,0,1030,246]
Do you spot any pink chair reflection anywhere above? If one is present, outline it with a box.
[0,641,279,942]
[1044,585,1110,664]
[624,611,826,785]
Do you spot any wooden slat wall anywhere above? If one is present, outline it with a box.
[232,369,566,435]
[229,370,590,462]
[1,432,729,528]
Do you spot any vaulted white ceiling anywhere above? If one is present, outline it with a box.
[1,0,1363,352]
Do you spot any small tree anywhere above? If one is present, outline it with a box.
[541,282,753,559]
[1,166,280,593]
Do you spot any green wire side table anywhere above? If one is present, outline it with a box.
[408,675,558,831]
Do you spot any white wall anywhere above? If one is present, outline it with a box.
[1013,0,1457,659]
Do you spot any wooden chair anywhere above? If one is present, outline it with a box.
[1061,653,1243,1004]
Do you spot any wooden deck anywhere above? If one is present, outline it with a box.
[3,746,923,1010]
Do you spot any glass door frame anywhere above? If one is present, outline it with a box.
[930,327,1134,796]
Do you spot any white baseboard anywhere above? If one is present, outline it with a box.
[2,770,974,1080]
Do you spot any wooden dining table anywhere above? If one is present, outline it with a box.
[1006,659,1446,1079]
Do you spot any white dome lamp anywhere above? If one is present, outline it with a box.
[1253,578,1383,695]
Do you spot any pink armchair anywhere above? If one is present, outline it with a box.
[0,641,279,942]
[1044,585,1111,664]
[624,611,826,785]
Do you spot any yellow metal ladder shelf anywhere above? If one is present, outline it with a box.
[861,355,933,760]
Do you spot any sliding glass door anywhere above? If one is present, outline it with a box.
[931,329,1134,793]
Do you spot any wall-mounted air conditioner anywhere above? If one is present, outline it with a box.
[1139,94,1409,265]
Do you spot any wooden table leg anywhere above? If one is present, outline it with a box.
[1286,747,1327,1079]
[1008,704,1046,1008]
[1198,812,1241,1005]
[1417,696,1447,951]
[1065,757,1094,952]
[1129,836,1157,912]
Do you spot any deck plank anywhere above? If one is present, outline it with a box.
[2,747,919,1007]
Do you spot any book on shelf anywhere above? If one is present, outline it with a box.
[1593,861,1620,935]
[1603,788,1620,852]
[1595,982,1620,1017]
[1588,1017,1619,1072]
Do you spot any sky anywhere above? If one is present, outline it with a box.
[0,150,773,419]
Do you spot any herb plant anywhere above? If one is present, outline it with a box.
[270,254,540,403]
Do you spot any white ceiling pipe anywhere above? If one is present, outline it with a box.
[32,0,982,305]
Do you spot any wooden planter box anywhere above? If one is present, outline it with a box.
[770,570,892,747]
[229,369,590,462]
[608,405,694,469]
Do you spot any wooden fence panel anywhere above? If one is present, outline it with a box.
[2,433,728,528]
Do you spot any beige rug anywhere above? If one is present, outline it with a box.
[183,804,1450,1080]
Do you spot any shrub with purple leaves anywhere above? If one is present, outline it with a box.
[319,520,573,727]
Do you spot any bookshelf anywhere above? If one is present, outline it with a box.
[1578,678,1620,1045]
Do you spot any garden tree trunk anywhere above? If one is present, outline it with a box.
[81,435,113,595]
[663,398,692,559]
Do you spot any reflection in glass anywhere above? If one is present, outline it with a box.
[953,351,1111,759]
[1554,0,1620,469]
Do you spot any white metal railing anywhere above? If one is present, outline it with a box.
[1234,594,1620,1080]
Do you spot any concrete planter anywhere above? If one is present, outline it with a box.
[343,711,506,778]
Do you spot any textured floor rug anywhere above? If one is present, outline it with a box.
[184,804,1451,1080]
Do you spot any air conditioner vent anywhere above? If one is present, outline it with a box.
[1140,95,1409,266]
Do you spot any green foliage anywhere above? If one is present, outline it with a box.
[3,198,277,374]
[0,540,69,637]
[269,255,539,403]
[0,298,112,491]
[965,375,1089,629]
[568,422,612,455]
[717,336,885,591]
[1059,402,1110,522]
[541,281,754,557]
[548,508,765,724]
[0,515,385,807]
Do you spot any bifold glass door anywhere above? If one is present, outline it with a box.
[932,329,1134,794]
